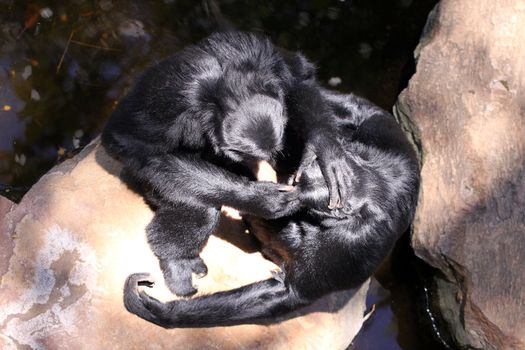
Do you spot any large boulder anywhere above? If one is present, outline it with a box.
[0,139,369,349]
[395,1,525,349]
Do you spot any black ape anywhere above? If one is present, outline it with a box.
[123,90,420,327]
[102,32,351,296]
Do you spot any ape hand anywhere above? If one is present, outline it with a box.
[295,132,352,209]
[242,181,301,219]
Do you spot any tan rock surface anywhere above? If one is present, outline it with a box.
[0,139,368,349]
[395,1,525,349]
[0,196,15,278]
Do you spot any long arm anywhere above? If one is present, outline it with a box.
[132,153,300,219]
[286,81,338,140]
[124,273,308,328]
[277,50,353,209]
[280,50,338,138]
[284,78,353,209]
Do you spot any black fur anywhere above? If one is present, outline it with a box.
[102,31,352,297]
[122,91,420,327]
[101,32,419,327]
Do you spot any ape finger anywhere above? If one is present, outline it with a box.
[127,273,155,290]
[278,185,295,192]
[335,166,349,208]
[325,166,340,209]
[294,148,317,183]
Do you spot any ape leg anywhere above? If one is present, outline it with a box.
[146,202,220,297]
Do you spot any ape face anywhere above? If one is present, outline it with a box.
[219,94,285,163]
[214,66,286,164]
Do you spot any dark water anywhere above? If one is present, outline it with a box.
[351,235,453,350]
[0,0,446,349]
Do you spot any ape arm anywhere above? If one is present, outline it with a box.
[286,81,353,209]
[287,81,338,139]
[278,50,353,209]
[134,153,300,219]
[280,50,339,138]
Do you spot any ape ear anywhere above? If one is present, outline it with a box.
[262,81,282,99]
[280,50,316,82]
[293,53,316,81]
[196,77,226,117]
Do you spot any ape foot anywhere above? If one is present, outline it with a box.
[191,256,208,279]
[160,257,208,297]
[126,273,155,292]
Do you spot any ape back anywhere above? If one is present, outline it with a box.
[123,90,420,328]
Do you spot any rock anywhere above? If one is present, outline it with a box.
[0,196,16,277]
[395,1,525,349]
[0,139,369,349]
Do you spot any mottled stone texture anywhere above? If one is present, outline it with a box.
[0,197,15,278]
[395,1,525,349]
[0,139,368,349]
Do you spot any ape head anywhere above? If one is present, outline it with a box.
[219,94,285,163]
[213,62,286,164]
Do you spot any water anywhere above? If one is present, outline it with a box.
[0,0,445,349]
[351,235,452,350]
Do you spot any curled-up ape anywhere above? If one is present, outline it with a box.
[124,91,420,328]
[102,31,350,297]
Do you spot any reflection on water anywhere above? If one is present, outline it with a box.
[0,0,441,349]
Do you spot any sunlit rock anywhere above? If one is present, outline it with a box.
[395,1,525,349]
[0,139,369,349]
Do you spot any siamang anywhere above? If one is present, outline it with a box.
[102,31,352,297]
[122,89,420,327]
